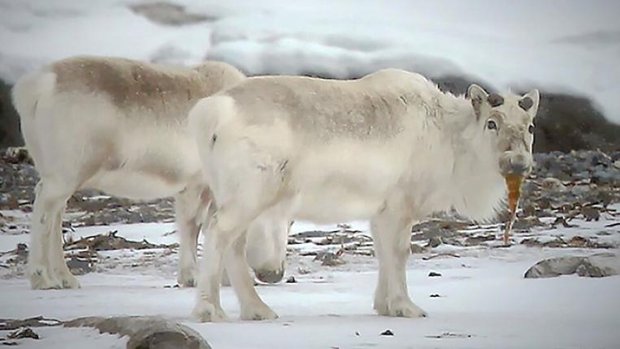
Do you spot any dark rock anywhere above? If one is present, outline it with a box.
[410,243,425,254]
[429,294,441,298]
[580,206,600,221]
[380,329,394,336]
[524,254,619,278]
[64,231,174,251]
[313,250,345,266]
[427,236,443,248]
[533,94,620,153]
[66,256,95,275]
[0,316,62,331]
[129,2,215,26]
[428,271,442,277]
[431,75,620,153]
[0,79,23,148]
[7,328,39,340]
[512,216,544,230]
[1,147,31,164]
[543,237,567,248]
[434,75,491,96]
[520,238,541,247]
[0,243,29,269]
[285,276,297,283]
[64,316,211,349]
[541,177,566,192]
[426,332,473,339]
[464,234,495,246]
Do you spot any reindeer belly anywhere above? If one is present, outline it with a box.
[83,130,201,200]
[290,142,405,223]
[294,187,386,223]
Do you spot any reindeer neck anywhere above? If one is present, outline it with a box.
[436,95,505,221]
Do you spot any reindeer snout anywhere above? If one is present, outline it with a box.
[255,267,285,284]
[500,152,532,176]
[254,261,286,284]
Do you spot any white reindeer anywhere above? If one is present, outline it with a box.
[188,69,539,321]
[11,56,290,290]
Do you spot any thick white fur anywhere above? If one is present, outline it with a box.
[188,69,539,321]
[12,56,289,290]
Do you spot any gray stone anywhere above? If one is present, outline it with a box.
[426,236,443,248]
[410,243,425,254]
[541,177,566,192]
[0,79,23,148]
[313,251,345,266]
[129,2,214,26]
[64,316,210,349]
[524,254,619,278]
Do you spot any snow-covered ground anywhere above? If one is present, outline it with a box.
[0,0,619,122]
[1,208,619,348]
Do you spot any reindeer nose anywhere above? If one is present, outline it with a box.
[500,153,531,176]
[509,162,528,175]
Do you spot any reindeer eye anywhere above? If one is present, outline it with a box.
[487,120,497,130]
[528,124,535,134]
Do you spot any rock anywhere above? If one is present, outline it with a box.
[428,271,442,277]
[0,243,29,269]
[512,216,544,231]
[524,254,619,278]
[66,256,95,275]
[532,94,620,153]
[0,79,23,148]
[426,332,473,339]
[614,160,620,170]
[0,316,62,331]
[410,243,425,254]
[64,231,174,251]
[1,147,32,164]
[464,234,495,246]
[129,2,214,26]
[7,328,39,340]
[541,177,566,192]
[285,276,297,283]
[429,294,441,298]
[432,76,620,153]
[380,329,394,336]
[426,236,443,248]
[64,316,211,349]
[313,251,345,266]
[580,206,600,221]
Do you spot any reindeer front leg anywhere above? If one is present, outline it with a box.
[371,194,426,318]
[193,202,276,322]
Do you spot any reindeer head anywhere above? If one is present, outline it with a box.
[467,84,540,177]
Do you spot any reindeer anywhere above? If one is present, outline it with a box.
[11,56,290,290]
[187,69,539,321]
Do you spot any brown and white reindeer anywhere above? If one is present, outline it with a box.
[188,69,539,321]
[11,56,290,290]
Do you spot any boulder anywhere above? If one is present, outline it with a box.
[64,316,211,349]
[129,2,214,26]
[0,79,23,148]
[431,76,620,153]
[524,253,619,278]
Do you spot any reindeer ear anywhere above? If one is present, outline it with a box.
[520,89,540,117]
[467,84,488,118]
